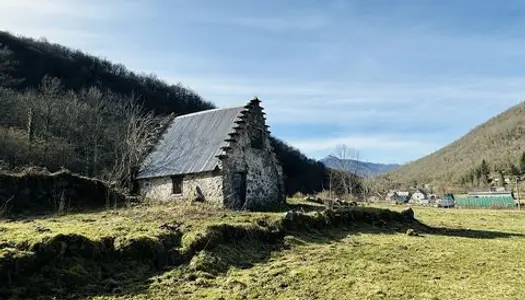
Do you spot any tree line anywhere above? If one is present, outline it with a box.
[0,77,154,189]
[461,153,525,188]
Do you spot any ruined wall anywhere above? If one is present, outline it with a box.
[0,169,126,216]
[221,100,285,210]
[138,172,223,203]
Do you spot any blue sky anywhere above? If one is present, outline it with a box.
[2,0,525,164]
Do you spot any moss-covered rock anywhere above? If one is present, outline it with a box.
[189,251,228,275]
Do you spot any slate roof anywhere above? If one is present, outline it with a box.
[137,106,246,179]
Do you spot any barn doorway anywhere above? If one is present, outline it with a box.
[233,171,247,207]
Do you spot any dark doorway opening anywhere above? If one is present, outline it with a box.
[233,171,247,207]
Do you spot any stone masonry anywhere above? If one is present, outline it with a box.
[137,98,285,210]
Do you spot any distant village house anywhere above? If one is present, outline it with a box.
[386,190,411,204]
[136,98,285,210]
[410,189,427,202]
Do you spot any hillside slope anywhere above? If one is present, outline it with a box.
[0,31,327,195]
[0,31,214,115]
[321,156,400,176]
[388,102,525,187]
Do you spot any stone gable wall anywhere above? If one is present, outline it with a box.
[221,101,285,210]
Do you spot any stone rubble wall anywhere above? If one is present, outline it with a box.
[183,172,223,203]
[138,177,177,201]
[138,172,223,203]
[0,169,126,215]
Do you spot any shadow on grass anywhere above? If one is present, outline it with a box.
[424,225,525,239]
[286,202,325,213]
[3,206,525,300]
[283,202,525,240]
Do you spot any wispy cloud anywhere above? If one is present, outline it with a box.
[174,75,525,125]
[213,14,328,31]
[1,0,114,20]
[288,135,436,152]
[287,134,441,164]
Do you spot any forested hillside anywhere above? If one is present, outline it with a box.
[0,31,213,114]
[386,101,525,191]
[0,31,327,195]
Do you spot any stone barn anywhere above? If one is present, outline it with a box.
[136,98,285,210]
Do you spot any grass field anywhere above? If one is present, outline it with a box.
[2,201,525,300]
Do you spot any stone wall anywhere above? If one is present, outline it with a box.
[221,100,285,210]
[138,171,223,203]
[138,177,177,201]
[0,169,126,216]
[183,172,223,203]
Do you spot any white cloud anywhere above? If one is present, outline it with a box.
[227,14,328,31]
[288,135,434,152]
[0,0,152,43]
[1,0,114,20]
[171,75,525,127]
[286,134,442,164]
[178,3,330,31]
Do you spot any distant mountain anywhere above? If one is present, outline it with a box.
[388,101,525,188]
[321,156,400,176]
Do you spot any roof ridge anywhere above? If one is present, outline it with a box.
[175,105,246,119]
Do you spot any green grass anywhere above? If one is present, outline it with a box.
[3,202,525,299]
[96,206,525,300]
[0,201,279,247]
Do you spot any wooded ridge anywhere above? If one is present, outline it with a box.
[385,101,525,191]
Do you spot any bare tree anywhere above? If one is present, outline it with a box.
[329,144,361,197]
[79,87,107,176]
[362,174,372,203]
[107,95,155,191]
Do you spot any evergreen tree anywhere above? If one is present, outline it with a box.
[480,159,490,185]
[520,151,525,176]
[510,164,521,177]
[498,170,506,187]
[475,167,482,186]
